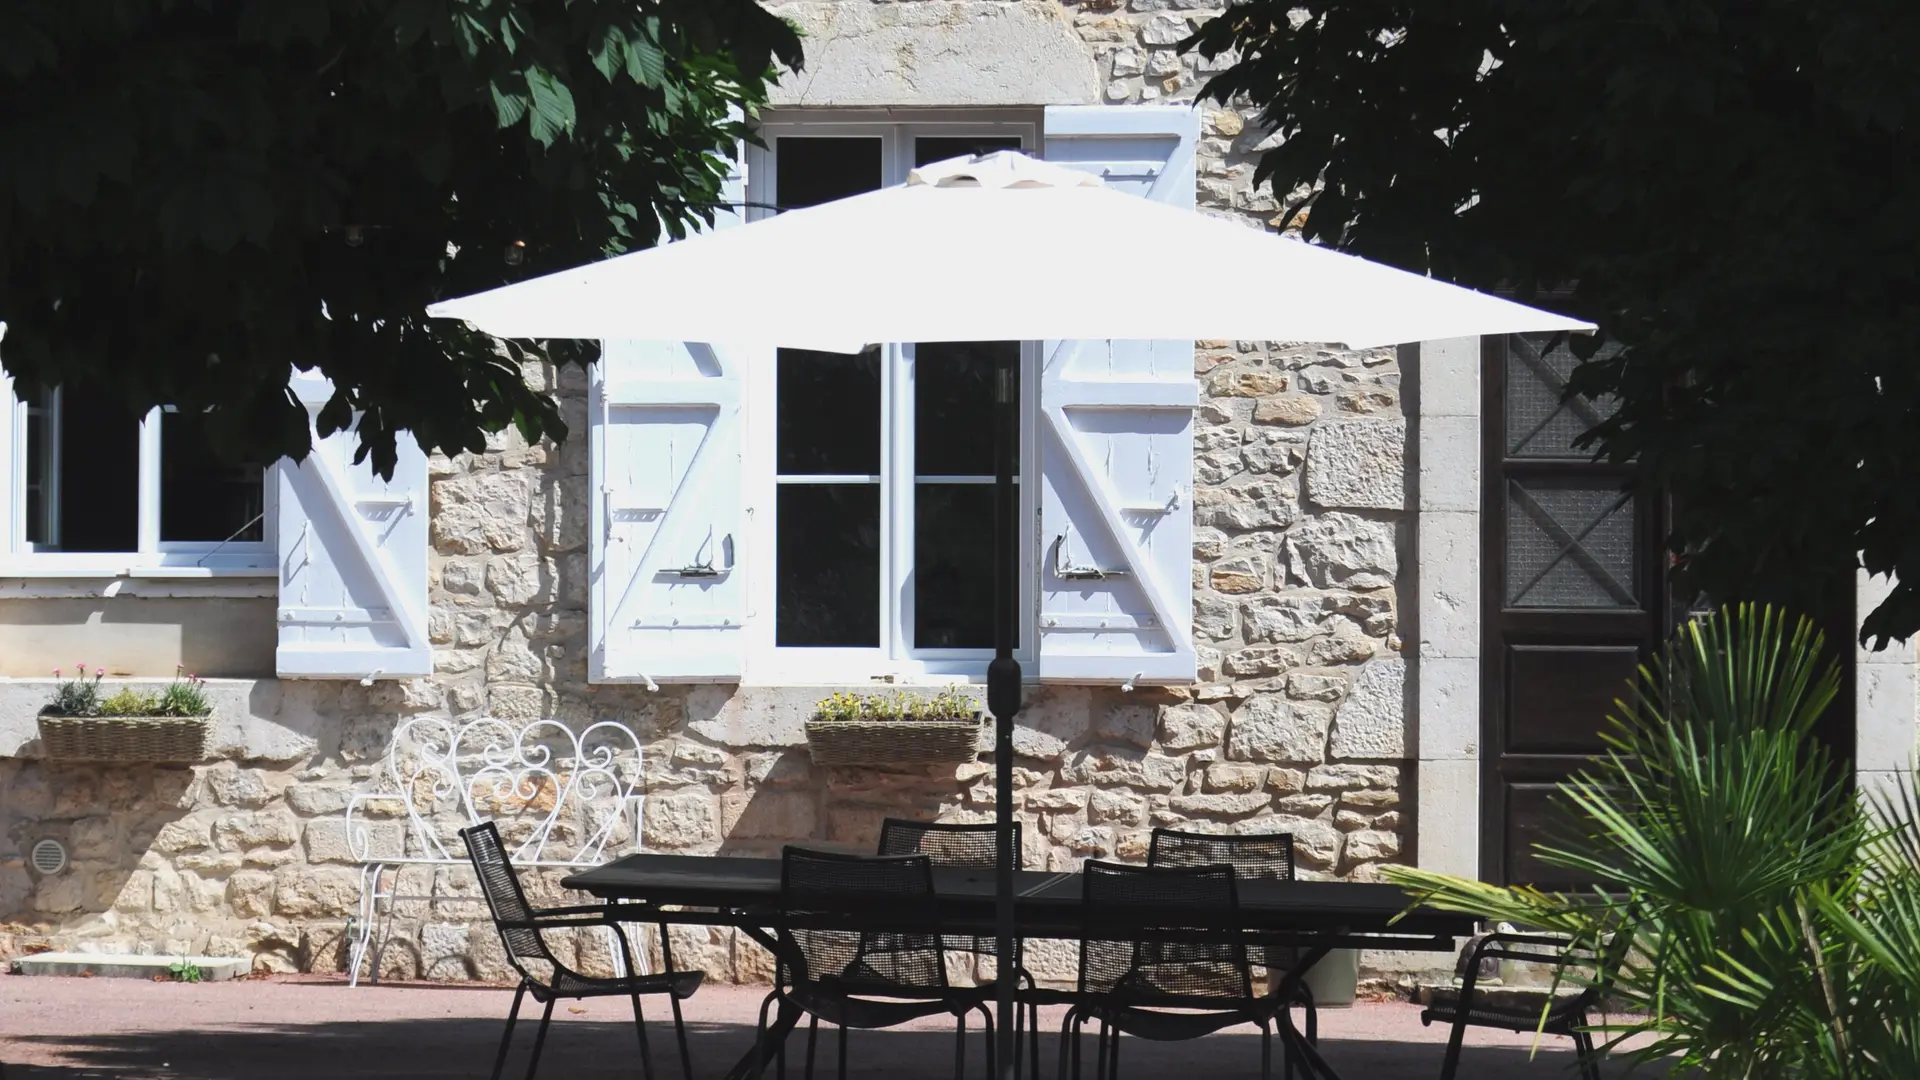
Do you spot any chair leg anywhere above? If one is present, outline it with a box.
[954,1009,967,1080]
[1093,1018,1109,1080]
[755,989,781,1080]
[631,990,657,1080]
[524,997,556,1080]
[669,991,694,1080]
[976,1003,996,1080]
[1105,1021,1120,1080]
[837,1021,849,1080]
[804,1016,819,1080]
[1573,1030,1602,1080]
[491,982,527,1080]
[1059,1007,1080,1080]
[1438,1013,1470,1080]
[1259,1020,1272,1080]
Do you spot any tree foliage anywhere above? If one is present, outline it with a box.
[1188,3,1920,644]
[0,0,800,476]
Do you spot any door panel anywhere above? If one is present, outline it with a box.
[1481,334,1665,886]
[1504,643,1642,754]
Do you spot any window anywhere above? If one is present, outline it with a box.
[745,115,1039,679]
[7,386,272,572]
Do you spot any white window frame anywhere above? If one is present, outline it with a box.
[742,110,1041,684]
[4,388,276,578]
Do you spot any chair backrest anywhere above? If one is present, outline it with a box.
[781,847,947,996]
[1078,860,1253,1004]
[1148,827,1295,881]
[352,716,644,867]
[876,818,1020,869]
[1148,828,1296,972]
[460,821,553,970]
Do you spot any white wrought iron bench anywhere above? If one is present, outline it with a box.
[343,716,648,986]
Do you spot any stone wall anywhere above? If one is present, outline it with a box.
[0,0,1414,982]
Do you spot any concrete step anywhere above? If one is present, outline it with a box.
[10,952,251,982]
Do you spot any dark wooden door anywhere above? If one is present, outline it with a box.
[1480,334,1669,887]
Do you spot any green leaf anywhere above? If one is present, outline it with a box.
[626,26,668,88]
[591,23,628,82]
[489,79,529,129]
[523,67,576,146]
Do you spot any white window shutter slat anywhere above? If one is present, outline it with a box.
[276,371,431,678]
[1038,106,1200,684]
[590,146,753,684]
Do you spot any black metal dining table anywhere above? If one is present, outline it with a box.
[565,853,1475,1080]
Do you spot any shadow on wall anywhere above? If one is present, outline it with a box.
[0,759,196,951]
[0,597,277,679]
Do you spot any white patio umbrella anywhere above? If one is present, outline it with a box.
[430,150,1591,1080]
[429,151,1589,351]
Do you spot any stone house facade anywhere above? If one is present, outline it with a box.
[0,1,1911,984]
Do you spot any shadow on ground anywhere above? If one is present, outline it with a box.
[6,1015,1664,1080]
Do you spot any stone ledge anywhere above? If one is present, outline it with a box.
[12,951,251,981]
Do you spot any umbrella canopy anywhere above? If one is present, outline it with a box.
[429,151,1591,351]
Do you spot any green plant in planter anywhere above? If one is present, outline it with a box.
[41,665,211,718]
[43,664,105,717]
[813,689,977,723]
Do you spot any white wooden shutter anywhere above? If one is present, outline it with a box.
[1037,106,1200,684]
[590,149,753,684]
[276,371,431,678]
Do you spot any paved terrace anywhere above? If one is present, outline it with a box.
[0,976,1663,1079]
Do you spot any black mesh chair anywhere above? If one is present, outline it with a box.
[1148,829,1317,1047]
[1422,931,1620,1080]
[460,822,702,1080]
[764,847,995,1080]
[876,818,1022,962]
[877,820,1040,1078]
[1061,860,1273,1080]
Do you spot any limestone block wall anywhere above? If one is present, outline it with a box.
[0,0,1416,982]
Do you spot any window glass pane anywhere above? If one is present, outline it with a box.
[1505,480,1637,608]
[777,484,880,647]
[915,136,1023,167]
[775,137,883,210]
[24,389,49,545]
[778,347,881,476]
[161,411,264,543]
[915,341,1011,477]
[50,385,139,553]
[914,484,995,648]
[1506,333,1623,458]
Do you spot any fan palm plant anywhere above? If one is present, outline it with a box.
[1388,604,1920,1078]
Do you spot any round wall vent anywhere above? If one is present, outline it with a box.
[29,838,67,876]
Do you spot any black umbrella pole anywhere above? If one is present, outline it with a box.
[989,354,1022,1080]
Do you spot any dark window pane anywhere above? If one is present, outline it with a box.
[777,484,881,647]
[916,341,1013,477]
[915,136,1023,168]
[914,484,996,649]
[161,411,265,543]
[1505,333,1623,458]
[778,347,881,475]
[53,385,139,553]
[24,390,47,545]
[775,137,883,210]
[1505,480,1637,608]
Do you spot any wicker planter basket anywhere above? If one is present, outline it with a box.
[37,713,212,763]
[803,715,983,767]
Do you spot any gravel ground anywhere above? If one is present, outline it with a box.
[0,975,1660,1079]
